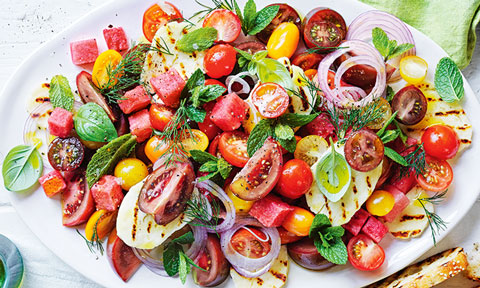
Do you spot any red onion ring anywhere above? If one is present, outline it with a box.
[317,40,386,108]
[132,225,207,277]
[195,179,236,233]
[226,72,258,95]
[220,217,281,278]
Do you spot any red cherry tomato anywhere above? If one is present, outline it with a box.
[205,79,227,89]
[198,101,222,140]
[142,2,182,42]
[219,131,249,167]
[416,156,453,192]
[327,70,349,90]
[230,227,271,259]
[203,9,241,43]
[305,113,337,141]
[204,44,237,79]
[292,52,324,71]
[208,134,222,158]
[62,173,95,227]
[422,125,459,160]
[251,82,290,118]
[276,159,313,199]
[149,104,175,131]
[302,8,347,49]
[277,227,303,244]
[347,234,385,271]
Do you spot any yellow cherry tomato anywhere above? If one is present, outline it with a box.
[294,135,329,166]
[114,158,149,190]
[85,209,117,241]
[304,69,318,80]
[145,135,171,163]
[179,129,209,155]
[366,190,395,216]
[414,191,430,208]
[242,102,264,134]
[399,55,428,85]
[267,22,300,60]
[226,186,255,214]
[281,207,315,237]
[92,49,122,88]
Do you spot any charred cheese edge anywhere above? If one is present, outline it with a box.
[230,245,289,288]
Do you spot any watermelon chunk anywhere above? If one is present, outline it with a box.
[248,194,293,227]
[305,113,337,141]
[103,27,129,51]
[361,216,388,243]
[48,107,73,137]
[70,39,99,65]
[382,185,410,223]
[118,85,151,114]
[150,69,185,108]
[210,93,249,132]
[342,209,370,236]
[128,109,152,143]
[91,175,124,211]
[39,170,67,197]
[390,170,417,194]
[197,101,221,140]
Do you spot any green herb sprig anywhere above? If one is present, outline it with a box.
[308,214,348,265]
[372,27,414,61]
[415,191,448,245]
[434,57,464,103]
[190,149,232,182]
[235,0,279,35]
[76,217,104,257]
[49,75,75,111]
[184,192,221,234]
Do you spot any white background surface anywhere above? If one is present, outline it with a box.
[0,0,479,287]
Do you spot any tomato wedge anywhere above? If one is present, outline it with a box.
[219,131,249,167]
[251,82,290,118]
[347,234,385,271]
[230,137,283,201]
[107,228,142,282]
[416,157,453,192]
[142,2,182,42]
[292,52,324,71]
[62,172,95,227]
[193,235,230,287]
[203,9,241,43]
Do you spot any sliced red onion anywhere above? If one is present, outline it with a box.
[133,225,207,277]
[317,40,386,108]
[226,72,258,95]
[220,217,281,277]
[195,179,235,233]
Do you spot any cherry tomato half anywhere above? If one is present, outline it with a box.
[416,156,453,192]
[292,53,324,71]
[281,207,315,237]
[142,2,182,42]
[278,227,303,244]
[204,44,237,79]
[392,86,427,125]
[344,129,384,172]
[219,131,249,167]
[230,227,271,259]
[302,8,346,49]
[347,234,385,271]
[267,22,300,59]
[92,50,122,89]
[366,190,395,217]
[276,159,313,199]
[422,125,459,160]
[203,9,241,43]
[149,104,175,132]
[48,137,85,171]
[251,82,290,118]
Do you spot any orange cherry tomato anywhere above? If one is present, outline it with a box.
[92,50,122,88]
[144,135,171,163]
[142,2,182,42]
[218,131,249,167]
[281,207,315,237]
[416,157,453,192]
[149,104,176,131]
[267,22,300,59]
[304,69,318,80]
[251,82,290,118]
[277,227,303,244]
[85,209,117,241]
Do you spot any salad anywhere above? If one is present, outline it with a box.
[1,0,473,287]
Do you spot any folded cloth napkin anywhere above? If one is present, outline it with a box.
[359,0,480,68]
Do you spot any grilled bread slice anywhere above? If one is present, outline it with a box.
[367,247,468,288]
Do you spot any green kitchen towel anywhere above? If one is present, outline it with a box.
[359,0,480,69]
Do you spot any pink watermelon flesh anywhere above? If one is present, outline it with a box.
[249,194,294,227]
[210,92,249,131]
[342,208,370,236]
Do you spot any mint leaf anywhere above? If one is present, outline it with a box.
[218,158,232,179]
[49,75,75,111]
[234,47,253,61]
[190,149,218,164]
[434,57,464,103]
[384,146,408,166]
[182,69,205,99]
[191,85,226,107]
[274,123,294,140]
[178,251,189,284]
[309,214,332,237]
[390,43,415,59]
[163,243,180,276]
[386,85,395,102]
[176,27,217,53]
[380,129,400,144]
[319,238,348,265]
[243,0,256,33]
[276,136,296,153]
[372,27,390,58]
[172,231,195,245]
[249,5,279,35]
[199,161,218,173]
[279,113,318,127]
[197,171,219,182]
[324,226,345,238]
[247,119,275,156]
[185,105,206,123]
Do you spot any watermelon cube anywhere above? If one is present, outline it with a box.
[361,216,388,243]
[103,27,129,51]
[249,194,293,227]
[210,93,249,132]
[48,107,74,138]
[128,109,152,142]
[118,85,151,114]
[390,170,417,194]
[197,101,221,140]
[39,170,67,197]
[91,175,124,211]
[150,69,185,108]
[70,39,99,65]
[383,186,410,223]
[342,209,370,236]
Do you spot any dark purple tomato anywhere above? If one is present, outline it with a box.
[288,238,335,270]
[48,137,85,171]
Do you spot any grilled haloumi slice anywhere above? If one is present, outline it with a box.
[116,180,189,249]
[400,90,472,155]
[306,145,383,226]
[230,245,289,288]
[141,21,205,94]
[385,186,433,239]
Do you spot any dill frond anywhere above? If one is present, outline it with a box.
[184,193,221,235]
[76,217,104,257]
[399,143,428,178]
[191,0,237,19]
[416,191,448,245]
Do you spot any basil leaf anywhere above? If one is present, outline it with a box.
[199,161,218,173]
[185,105,206,123]
[279,113,318,127]
[191,85,225,107]
[217,158,232,179]
[182,69,205,99]
[86,134,137,187]
[434,57,464,103]
[257,58,295,92]
[75,103,118,142]
[163,243,180,276]
[274,123,294,140]
[49,75,75,111]
[249,5,279,35]
[2,145,43,192]
[176,27,218,53]
[172,231,195,245]
[246,119,275,156]
[276,136,296,153]
[384,147,408,166]
[319,237,348,265]
[190,149,218,164]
